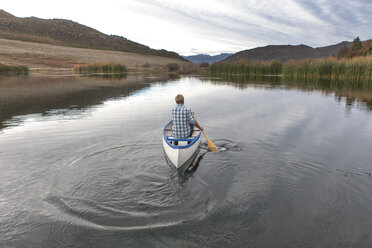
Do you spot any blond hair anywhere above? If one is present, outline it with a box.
[175,94,184,104]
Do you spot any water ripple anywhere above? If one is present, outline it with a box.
[47,143,214,232]
[200,139,243,152]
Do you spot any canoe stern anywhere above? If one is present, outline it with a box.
[162,121,201,169]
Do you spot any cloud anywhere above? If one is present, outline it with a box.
[119,0,371,54]
[1,0,371,55]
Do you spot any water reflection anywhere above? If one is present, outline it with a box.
[2,74,371,131]
[76,73,128,80]
[205,75,372,111]
[0,74,173,130]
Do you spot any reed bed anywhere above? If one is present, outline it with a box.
[0,64,29,75]
[283,57,372,86]
[207,57,372,86]
[73,63,127,74]
[207,60,282,78]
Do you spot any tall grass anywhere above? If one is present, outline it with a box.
[207,60,282,78]
[283,57,372,86]
[0,64,29,76]
[206,57,372,86]
[73,63,127,74]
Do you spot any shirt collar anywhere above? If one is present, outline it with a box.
[177,104,184,107]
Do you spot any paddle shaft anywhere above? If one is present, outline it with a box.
[193,113,219,152]
[200,129,209,140]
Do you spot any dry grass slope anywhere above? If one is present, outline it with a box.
[0,10,184,60]
[0,38,198,75]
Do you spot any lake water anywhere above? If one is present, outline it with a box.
[1,75,372,248]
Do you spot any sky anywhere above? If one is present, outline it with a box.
[1,0,371,55]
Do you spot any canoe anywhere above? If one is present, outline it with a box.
[162,121,201,169]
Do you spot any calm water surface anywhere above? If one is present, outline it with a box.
[0,76,372,248]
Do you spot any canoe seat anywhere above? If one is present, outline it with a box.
[167,136,196,146]
[167,137,196,141]
[173,140,189,146]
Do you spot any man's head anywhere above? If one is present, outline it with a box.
[175,94,184,104]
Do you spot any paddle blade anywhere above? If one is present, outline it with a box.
[207,139,219,152]
[208,142,220,152]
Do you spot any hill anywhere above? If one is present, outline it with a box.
[222,42,352,63]
[0,38,196,75]
[0,9,184,60]
[183,53,233,64]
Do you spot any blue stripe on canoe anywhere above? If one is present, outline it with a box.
[163,120,201,149]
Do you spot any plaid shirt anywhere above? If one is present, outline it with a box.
[171,104,196,138]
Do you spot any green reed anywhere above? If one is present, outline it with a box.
[0,64,29,76]
[207,60,283,78]
[73,63,127,74]
[206,57,372,86]
[283,58,372,86]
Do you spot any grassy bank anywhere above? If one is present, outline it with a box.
[206,57,372,86]
[73,63,127,74]
[0,63,28,76]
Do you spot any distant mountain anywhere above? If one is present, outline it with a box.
[0,9,184,60]
[222,42,352,63]
[183,53,233,64]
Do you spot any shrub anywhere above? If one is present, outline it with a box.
[0,63,29,75]
[166,63,180,72]
[73,63,127,74]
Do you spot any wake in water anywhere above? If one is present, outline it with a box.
[46,143,214,233]
[199,139,243,152]
[184,139,243,175]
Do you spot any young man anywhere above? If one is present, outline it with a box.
[171,94,203,138]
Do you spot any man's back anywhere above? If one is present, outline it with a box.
[171,104,195,138]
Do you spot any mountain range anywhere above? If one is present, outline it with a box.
[182,53,233,64]
[0,9,183,60]
[221,42,352,63]
[184,42,352,64]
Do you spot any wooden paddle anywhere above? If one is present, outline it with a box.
[193,113,219,152]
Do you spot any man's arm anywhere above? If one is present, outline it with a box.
[194,121,203,130]
[189,110,203,130]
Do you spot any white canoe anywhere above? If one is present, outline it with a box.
[162,121,201,169]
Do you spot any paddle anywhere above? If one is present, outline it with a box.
[193,113,219,152]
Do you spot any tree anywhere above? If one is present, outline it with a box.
[351,36,362,51]
[337,44,349,58]
[362,39,372,56]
